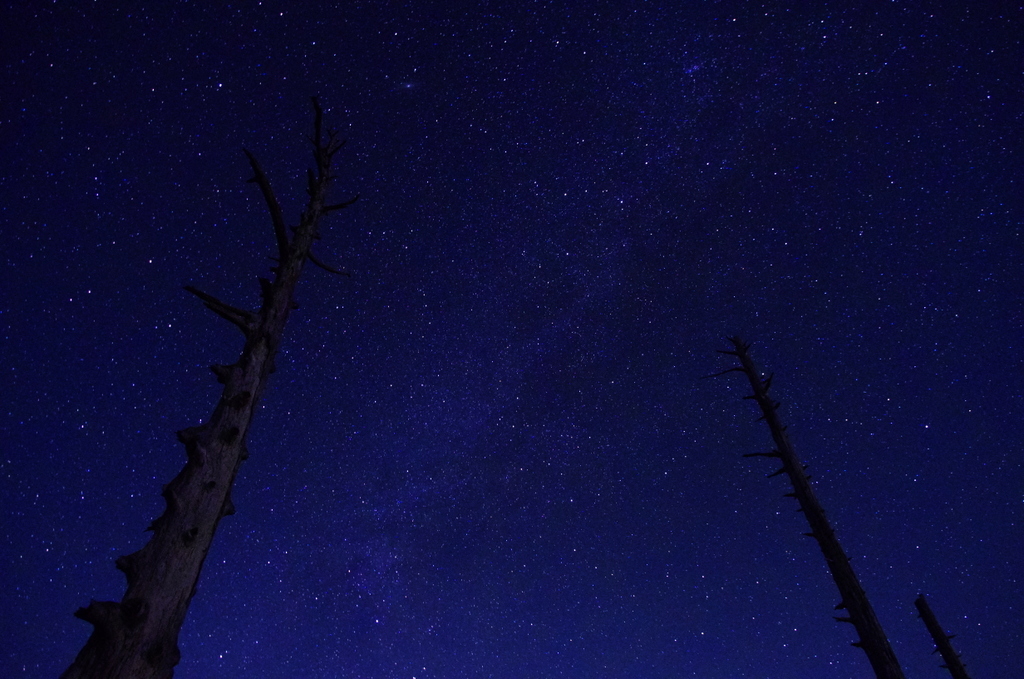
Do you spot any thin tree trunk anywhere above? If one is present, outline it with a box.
[714,337,906,679]
[62,98,356,679]
[916,594,973,679]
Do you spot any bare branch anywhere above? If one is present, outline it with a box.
[326,134,346,157]
[325,194,360,212]
[243,149,289,260]
[308,250,350,277]
[184,286,256,335]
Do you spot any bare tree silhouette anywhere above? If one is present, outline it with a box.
[916,594,973,679]
[712,337,906,679]
[62,98,357,679]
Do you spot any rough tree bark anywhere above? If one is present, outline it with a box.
[916,594,973,679]
[62,98,357,679]
[712,337,906,679]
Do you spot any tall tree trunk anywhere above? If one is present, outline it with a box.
[916,594,973,679]
[62,98,357,679]
[714,337,906,679]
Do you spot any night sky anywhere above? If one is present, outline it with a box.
[3,2,1022,678]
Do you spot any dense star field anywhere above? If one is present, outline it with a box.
[2,2,1021,677]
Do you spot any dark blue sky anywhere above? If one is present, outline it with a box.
[3,2,1021,677]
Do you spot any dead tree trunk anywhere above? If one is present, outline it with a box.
[713,337,906,679]
[916,594,973,679]
[62,98,357,679]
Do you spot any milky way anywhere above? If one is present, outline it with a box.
[3,3,1021,678]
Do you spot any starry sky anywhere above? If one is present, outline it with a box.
[2,2,1022,678]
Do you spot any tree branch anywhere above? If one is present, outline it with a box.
[325,194,360,211]
[308,250,350,277]
[183,286,256,336]
[243,149,290,260]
